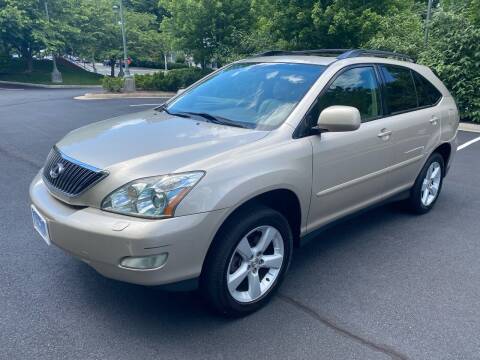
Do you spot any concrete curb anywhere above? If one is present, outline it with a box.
[0,80,102,89]
[74,91,175,100]
[459,122,480,133]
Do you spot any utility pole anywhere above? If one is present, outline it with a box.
[424,0,434,46]
[44,0,62,83]
[115,0,135,92]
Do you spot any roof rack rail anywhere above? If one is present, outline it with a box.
[255,49,350,57]
[253,48,415,63]
[337,49,415,63]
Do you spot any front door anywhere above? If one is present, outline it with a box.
[305,65,396,231]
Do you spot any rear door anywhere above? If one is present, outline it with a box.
[378,65,443,192]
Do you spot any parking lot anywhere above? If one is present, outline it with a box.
[1,85,480,360]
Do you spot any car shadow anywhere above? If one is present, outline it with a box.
[68,202,414,326]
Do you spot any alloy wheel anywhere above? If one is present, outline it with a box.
[421,161,442,207]
[226,225,284,303]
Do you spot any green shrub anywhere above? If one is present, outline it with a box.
[101,76,124,92]
[0,55,14,74]
[419,9,480,123]
[130,59,188,70]
[134,68,212,91]
[366,5,480,123]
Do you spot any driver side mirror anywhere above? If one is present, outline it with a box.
[316,106,361,133]
[176,88,186,95]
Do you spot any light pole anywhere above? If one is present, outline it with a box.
[44,0,62,83]
[424,0,434,46]
[113,1,135,92]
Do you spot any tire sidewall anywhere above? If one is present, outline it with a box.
[411,153,445,213]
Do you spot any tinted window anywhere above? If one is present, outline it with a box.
[381,65,417,114]
[167,62,326,130]
[413,72,442,107]
[305,67,381,128]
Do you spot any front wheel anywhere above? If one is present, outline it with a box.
[201,204,293,316]
[406,152,444,214]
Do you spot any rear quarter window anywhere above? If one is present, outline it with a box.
[412,71,442,107]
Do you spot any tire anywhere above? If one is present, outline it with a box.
[201,204,293,316]
[406,152,445,214]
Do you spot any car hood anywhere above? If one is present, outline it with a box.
[56,109,268,172]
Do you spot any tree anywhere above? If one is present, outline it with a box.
[0,0,82,72]
[0,0,48,72]
[251,0,324,51]
[365,3,424,56]
[313,0,416,48]
[65,0,122,76]
[66,0,167,76]
[159,0,253,67]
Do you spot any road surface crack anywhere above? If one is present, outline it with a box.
[278,293,409,360]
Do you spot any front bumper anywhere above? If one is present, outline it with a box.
[29,172,228,286]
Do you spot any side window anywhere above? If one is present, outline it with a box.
[412,71,442,107]
[380,65,418,114]
[305,66,381,128]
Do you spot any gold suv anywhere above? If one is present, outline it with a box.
[30,49,459,316]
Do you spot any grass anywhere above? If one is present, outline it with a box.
[0,58,104,85]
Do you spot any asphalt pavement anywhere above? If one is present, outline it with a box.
[1,86,480,360]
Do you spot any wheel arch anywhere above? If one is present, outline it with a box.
[432,142,452,175]
[201,188,303,276]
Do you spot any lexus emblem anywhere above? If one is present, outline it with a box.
[49,163,65,179]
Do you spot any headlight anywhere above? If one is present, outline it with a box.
[101,171,204,218]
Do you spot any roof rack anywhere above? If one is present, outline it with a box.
[337,49,415,62]
[254,48,415,63]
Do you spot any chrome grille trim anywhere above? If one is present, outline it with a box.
[42,146,108,197]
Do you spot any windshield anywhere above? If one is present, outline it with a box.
[166,62,326,130]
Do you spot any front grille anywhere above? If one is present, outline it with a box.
[42,146,108,197]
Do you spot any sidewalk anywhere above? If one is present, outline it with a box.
[0,80,101,89]
[74,91,175,100]
[459,122,480,133]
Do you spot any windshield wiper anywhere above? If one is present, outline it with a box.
[156,104,190,118]
[157,106,250,128]
[180,112,250,129]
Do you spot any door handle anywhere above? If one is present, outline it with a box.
[377,129,392,139]
[429,116,439,125]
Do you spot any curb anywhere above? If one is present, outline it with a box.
[74,91,175,100]
[0,80,102,89]
[459,122,480,133]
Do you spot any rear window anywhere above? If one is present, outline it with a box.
[413,71,442,107]
[380,65,417,114]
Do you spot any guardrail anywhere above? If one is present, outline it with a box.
[62,56,97,73]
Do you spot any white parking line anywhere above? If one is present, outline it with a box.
[129,103,161,107]
[0,87,24,91]
[458,136,480,151]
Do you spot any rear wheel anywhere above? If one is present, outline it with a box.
[406,152,444,214]
[201,204,292,316]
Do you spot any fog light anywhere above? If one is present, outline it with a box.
[120,253,168,270]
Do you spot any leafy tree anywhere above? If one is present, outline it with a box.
[251,0,324,51]
[0,0,82,72]
[0,0,48,72]
[313,0,415,48]
[159,0,253,67]
[365,3,424,57]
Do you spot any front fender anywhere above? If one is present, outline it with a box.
[175,137,313,231]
